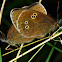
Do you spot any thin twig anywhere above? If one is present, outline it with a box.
[9,32,62,62]
[0,0,6,24]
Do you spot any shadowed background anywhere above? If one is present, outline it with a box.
[0,0,62,62]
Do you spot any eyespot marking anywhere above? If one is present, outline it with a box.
[25,25,29,29]
[31,15,36,19]
[33,13,37,16]
[31,13,37,19]
[25,21,28,24]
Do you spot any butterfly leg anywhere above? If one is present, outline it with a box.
[5,44,20,50]
[57,24,60,28]
[0,31,5,36]
[49,32,51,36]
[5,45,14,50]
[59,37,62,44]
[53,37,62,44]
[52,26,62,43]
[14,45,19,48]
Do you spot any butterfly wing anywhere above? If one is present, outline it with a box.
[10,9,25,32]
[29,2,47,15]
[22,2,47,14]
[7,25,34,45]
[17,10,35,38]
[10,2,47,31]
[17,10,56,38]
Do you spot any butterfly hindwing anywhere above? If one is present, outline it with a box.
[10,9,24,28]
[7,25,34,45]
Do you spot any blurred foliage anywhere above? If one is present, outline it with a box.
[0,0,62,62]
[0,48,2,62]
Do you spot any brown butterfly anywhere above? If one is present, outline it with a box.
[5,2,57,46]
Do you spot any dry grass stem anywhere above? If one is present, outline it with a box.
[9,31,62,62]
[39,0,42,3]
[0,0,6,24]
[2,26,62,57]
[14,43,24,62]
[28,44,45,62]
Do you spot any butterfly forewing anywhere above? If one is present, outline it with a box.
[17,10,56,38]
[30,2,47,14]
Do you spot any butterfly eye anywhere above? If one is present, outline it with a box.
[33,13,37,16]
[31,15,36,19]
[25,21,28,24]
[25,25,29,29]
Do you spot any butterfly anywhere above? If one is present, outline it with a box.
[6,2,57,46]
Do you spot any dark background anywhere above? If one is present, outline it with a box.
[0,0,62,62]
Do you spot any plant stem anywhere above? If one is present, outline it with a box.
[39,0,42,3]
[0,48,2,62]
[14,43,24,62]
[28,44,45,62]
[0,0,6,24]
[9,32,62,62]
[45,42,57,62]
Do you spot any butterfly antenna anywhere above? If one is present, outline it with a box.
[57,1,59,21]
[57,1,62,19]
[0,31,5,37]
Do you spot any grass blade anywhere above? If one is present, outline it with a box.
[45,42,57,62]
[28,44,45,62]
[0,48,2,62]
[46,42,62,53]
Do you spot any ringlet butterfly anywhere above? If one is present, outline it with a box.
[6,2,57,46]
